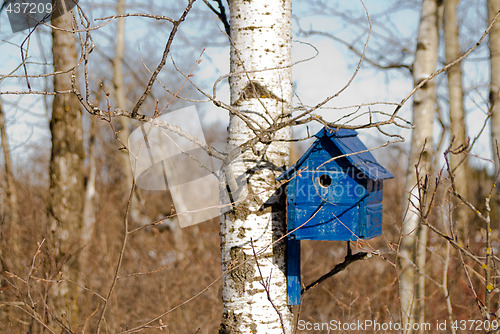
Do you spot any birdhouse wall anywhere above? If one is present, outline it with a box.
[286,141,384,241]
[366,202,383,238]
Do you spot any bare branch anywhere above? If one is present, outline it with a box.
[302,243,371,294]
[202,0,230,36]
[95,13,175,23]
[131,0,196,117]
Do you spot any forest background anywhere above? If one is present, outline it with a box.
[0,0,499,333]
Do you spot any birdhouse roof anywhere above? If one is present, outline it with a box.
[277,127,394,181]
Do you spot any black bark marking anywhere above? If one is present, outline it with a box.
[234,81,285,106]
[219,310,242,334]
[229,246,255,285]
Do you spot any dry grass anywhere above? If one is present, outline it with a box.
[1,143,498,333]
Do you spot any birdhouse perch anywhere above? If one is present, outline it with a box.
[277,127,393,305]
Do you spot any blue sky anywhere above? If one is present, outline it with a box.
[0,0,494,171]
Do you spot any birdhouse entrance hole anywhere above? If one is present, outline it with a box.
[318,174,332,188]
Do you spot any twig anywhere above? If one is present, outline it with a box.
[302,243,371,294]
[296,24,411,72]
[95,13,174,23]
[390,9,500,121]
[202,0,230,36]
[289,0,372,122]
[95,179,135,333]
[485,196,493,319]
[118,265,170,280]
[131,0,196,117]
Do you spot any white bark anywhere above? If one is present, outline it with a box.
[399,0,440,331]
[220,0,293,333]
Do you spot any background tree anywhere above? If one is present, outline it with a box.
[112,0,141,223]
[47,9,85,329]
[1,0,500,333]
[0,96,20,331]
[444,0,470,240]
[0,99,19,240]
[399,0,441,329]
[490,0,500,173]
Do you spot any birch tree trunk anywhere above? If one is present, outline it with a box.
[399,0,441,331]
[47,10,85,329]
[220,0,293,333]
[489,0,500,172]
[444,0,470,240]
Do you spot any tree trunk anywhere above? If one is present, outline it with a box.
[0,97,20,331]
[399,0,441,331]
[112,0,152,229]
[81,115,99,280]
[0,98,19,254]
[444,0,469,240]
[220,0,293,333]
[48,10,85,330]
[114,0,132,190]
[489,0,500,171]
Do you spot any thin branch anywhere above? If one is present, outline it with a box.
[302,244,371,294]
[130,0,196,117]
[202,0,230,36]
[390,9,500,121]
[296,26,411,72]
[95,13,174,23]
[95,180,135,333]
[289,0,372,123]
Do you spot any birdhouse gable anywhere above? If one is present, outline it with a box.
[278,127,393,183]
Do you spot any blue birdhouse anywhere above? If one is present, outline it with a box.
[277,127,393,305]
